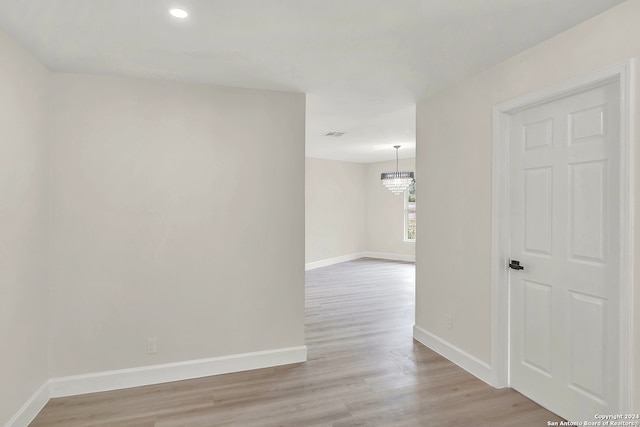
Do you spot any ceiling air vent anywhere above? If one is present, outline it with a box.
[324,131,345,137]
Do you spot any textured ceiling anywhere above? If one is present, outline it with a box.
[0,0,626,162]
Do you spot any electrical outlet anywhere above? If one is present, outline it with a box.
[445,314,453,329]
[147,337,158,354]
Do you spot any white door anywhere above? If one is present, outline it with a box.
[509,80,620,420]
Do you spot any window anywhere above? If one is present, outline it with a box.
[404,181,416,242]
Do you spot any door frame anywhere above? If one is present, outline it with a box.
[490,60,634,412]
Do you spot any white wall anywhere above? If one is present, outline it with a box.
[365,158,416,257]
[305,157,416,266]
[415,0,640,410]
[47,74,306,377]
[0,31,49,425]
[305,158,366,264]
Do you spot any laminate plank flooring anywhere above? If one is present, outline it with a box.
[31,258,563,426]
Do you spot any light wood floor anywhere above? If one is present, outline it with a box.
[31,258,562,426]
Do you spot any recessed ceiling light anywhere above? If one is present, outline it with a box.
[169,8,188,19]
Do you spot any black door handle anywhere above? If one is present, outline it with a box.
[509,260,524,270]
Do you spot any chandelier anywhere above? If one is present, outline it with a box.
[380,145,414,195]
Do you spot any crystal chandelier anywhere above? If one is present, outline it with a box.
[381,145,414,195]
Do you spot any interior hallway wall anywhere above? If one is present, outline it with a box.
[0,30,49,426]
[415,0,640,410]
[47,73,306,377]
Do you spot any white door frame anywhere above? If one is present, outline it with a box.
[490,60,634,412]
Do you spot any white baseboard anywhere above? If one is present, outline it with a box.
[49,345,307,398]
[305,253,366,270]
[305,252,415,270]
[361,252,415,263]
[413,325,494,386]
[4,381,50,427]
[6,346,307,424]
